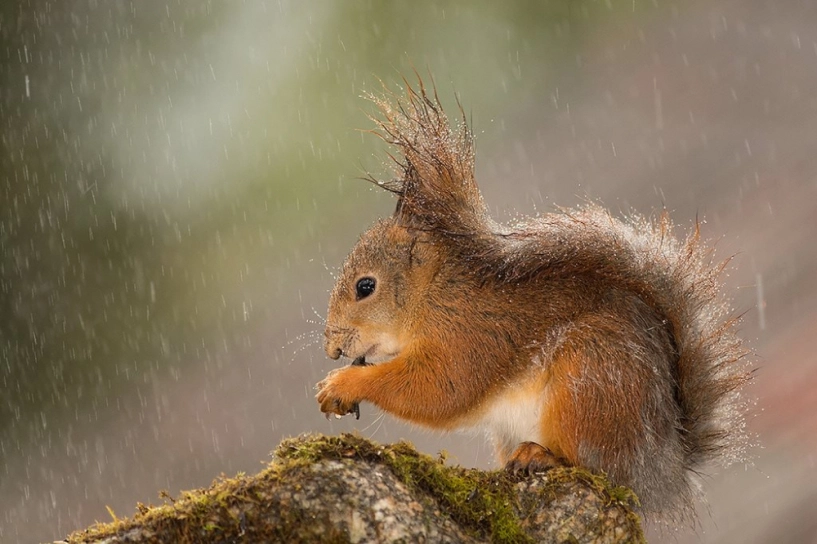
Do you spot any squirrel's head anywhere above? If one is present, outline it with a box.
[324,78,488,364]
[324,220,436,363]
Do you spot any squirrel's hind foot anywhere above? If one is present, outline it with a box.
[504,442,568,475]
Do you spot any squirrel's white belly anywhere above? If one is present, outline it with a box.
[461,377,548,459]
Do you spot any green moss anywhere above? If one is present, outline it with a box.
[538,464,641,509]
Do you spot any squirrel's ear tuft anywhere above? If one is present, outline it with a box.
[366,76,487,236]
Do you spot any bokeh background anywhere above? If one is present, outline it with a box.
[2,1,816,542]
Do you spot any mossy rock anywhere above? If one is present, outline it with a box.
[63,433,644,543]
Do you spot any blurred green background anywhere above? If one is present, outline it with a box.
[2,1,816,542]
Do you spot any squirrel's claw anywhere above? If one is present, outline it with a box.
[504,442,566,476]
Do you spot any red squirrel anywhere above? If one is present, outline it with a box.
[316,79,751,518]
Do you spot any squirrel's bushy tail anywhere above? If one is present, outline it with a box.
[543,206,753,498]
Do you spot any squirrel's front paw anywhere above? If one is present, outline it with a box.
[316,368,360,419]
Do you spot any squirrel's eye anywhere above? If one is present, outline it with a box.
[355,277,376,300]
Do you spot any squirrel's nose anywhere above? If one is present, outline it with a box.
[325,336,343,360]
[324,325,345,359]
